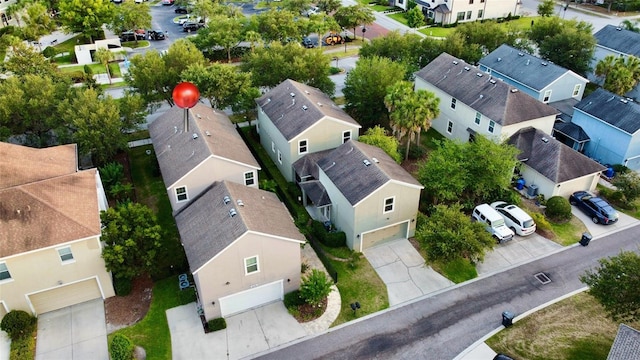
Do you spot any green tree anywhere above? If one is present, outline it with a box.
[118,92,148,132]
[465,136,520,201]
[22,2,57,42]
[108,0,152,44]
[537,0,555,17]
[299,269,333,307]
[256,9,304,43]
[528,17,596,75]
[580,251,640,322]
[406,6,424,29]
[452,21,522,57]
[101,202,163,281]
[95,48,115,84]
[125,50,171,105]
[358,126,402,163]
[284,0,313,14]
[360,31,442,75]
[59,0,114,43]
[621,19,640,32]
[416,203,495,263]
[595,55,640,95]
[612,171,640,204]
[343,56,406,129]
[181,63,258,110]
[59,88,126,165]
[241,41,335,94]
[334,5,375,40]
[316,0,342,13]
[1,41,60,78]
[193,15,244,63]
[417,140,468,205]
[5,3,26,28]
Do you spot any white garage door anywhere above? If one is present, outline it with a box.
[361,222,408,250]
[219,280,283,317]
[28,278,102,315]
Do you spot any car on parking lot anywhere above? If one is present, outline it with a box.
[301,6,319,16]
[301,37,315,48]
[569,191,619,225]
[490,201,536,236]
[120,31,146,42]
[162,0,175,4]
[183,22,203,32]
[472,204,514,243]
[147,30,166,40]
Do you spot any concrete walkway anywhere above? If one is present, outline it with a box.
[364,239,454,306]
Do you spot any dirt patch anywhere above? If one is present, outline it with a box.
[105,275,154,334]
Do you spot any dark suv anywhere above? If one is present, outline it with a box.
[120,31,146,42]
[148,30,166,40]
[182,22,203,32]
[569,191,619,225]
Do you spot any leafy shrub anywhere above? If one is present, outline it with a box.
[324,231,346,248]
[207,318,226,332]
[301,262,310,273]
[0,310,36,341]
[529,211,551,231]
[42,46,57,58]
[299,269,333,306]
[329,66,341,75]
[178,287,196,305]
[84,64,93,75]
[109,333,134,360]
[612,171,640,204]
[114,276,132,296]
[485,187,521,206]
[259,179,277,192]
[66,70,85,83]
[545,196,572,221]
[99,162,124,191]
[284,290,305,308]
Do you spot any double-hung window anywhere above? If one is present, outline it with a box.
[58,247,74,263]
[244,256,259,275]
[383,197,395,213]
[298,139,308,155]
[450,98,457,110]
[342,130,351,143]
[244,171,255,186]
[488,120,495,133]
[0,263,11,281]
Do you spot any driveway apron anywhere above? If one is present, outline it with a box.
[35,299,108,360]
[364,239,454,306]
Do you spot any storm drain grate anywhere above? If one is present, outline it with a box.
[534,272,551,285]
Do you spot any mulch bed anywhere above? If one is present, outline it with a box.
[291,297,328,323]
[105,275,154,333]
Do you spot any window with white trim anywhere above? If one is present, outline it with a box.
[0,263,11,281]
[456,11,464,21]
[447,120,453,134]
[488,120,495,133]
[298,139,308,154]
[475,112,481,125]
[175,186,188,202]
[277,150,282,164]
[244,171,255,186]
[58,247,74,263]
[244,256,259,275]
[271,141,275,153]
[450,98,457,110]
[342,130,351,143]
[478,9,483,18]
[466,10,472,20]
[572,84,581,97]
[543,90,552,103]
[383,197,395,213]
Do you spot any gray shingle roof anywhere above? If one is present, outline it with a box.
[553,121,590,142]
[175,181,304,273]
[415,53,558,126]
[292,149,334,181]
[574,88,640,134]
[508,127,605,183]
[317,140,422,206]
[256,79,360,141]
[595,25,640,57]
[479,44,585,91]
[607,324,640,360]
[299,180,332,207]
[149,103,259,187]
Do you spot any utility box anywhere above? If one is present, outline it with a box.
[502,311,515,327]
[580,232,592,246]
[527,184,539,198]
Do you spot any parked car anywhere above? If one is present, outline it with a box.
[162,0,175,4]
[493,354,515,360]
[569,191,619,225]
[183,22,203,32]
[472,204,514,243]
[176,15,201,25]
[323,32,344,46]
[490,201,536,236]
[301,37,315,48]
[175,5,191,14]
[120,31,146,42]
[301,6,319,16]
[148,30,166,40]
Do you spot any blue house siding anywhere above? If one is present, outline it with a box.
[572,109,632,166]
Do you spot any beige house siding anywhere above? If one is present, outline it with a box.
[519,165,600,199]
[168,157,259,212]
[194,232,302,320]
[258,108,294,180]
[319,168,357,248]
[0,236,115,318]
[502,115,556,139]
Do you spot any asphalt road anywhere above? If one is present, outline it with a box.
[255,223,640,360]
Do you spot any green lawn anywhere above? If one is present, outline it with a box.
[486,292,640,360]
[388,12,409,26]
[432,258,477,283]
[548,216,588,246]
[419,16,536,38]
[108,277,195,359]
[372,4,395,12]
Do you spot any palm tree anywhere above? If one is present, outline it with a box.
[595,55,617,80]
[412,89,440,145]
[384,81,413,139]
[621,19,640,33]
[95,48,115,85]
[6,3,25,27]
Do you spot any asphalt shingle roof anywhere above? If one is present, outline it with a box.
[174,181,304,273]
[607,324,640,360]
[415,53,559,126]
[256,79,360,141]
[149,103,259,187]
[0,143,101,257]
[479,44,583,91]
[595,24,640,57]
[317,140,422,206]
[574,88,640,134]
[508,127,605,183]
[553,121,591,142]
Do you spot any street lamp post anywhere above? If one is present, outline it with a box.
[361,26,366,41]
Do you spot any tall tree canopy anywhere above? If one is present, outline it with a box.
[107,0,152,39]
[358,126,402,163]
[595,55,640,96]
[580,251,640,322]
[359,31,442,75]
[59,0,114,43]
[343,56,406,129]
[334,4,375,38]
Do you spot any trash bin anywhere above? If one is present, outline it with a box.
[580,232,592,246]
[502,311,514,327]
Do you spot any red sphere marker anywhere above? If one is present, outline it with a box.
[172,82,200,132]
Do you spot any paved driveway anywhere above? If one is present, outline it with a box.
[476,233,563,275]
[168,301,307,360]
[364,239,454,306]
[571,205,638,239]
[35,299,108,360]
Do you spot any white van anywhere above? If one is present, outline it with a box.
[491,201,536,236]
[472,204,514,243]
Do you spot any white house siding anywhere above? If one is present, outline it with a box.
[423,0,519,25]
[318,169,358,249]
